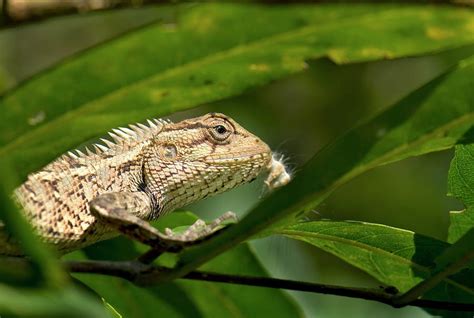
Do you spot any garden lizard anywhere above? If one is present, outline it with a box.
[2,113,290,256]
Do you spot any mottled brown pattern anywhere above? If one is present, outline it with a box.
[4,113,275,256]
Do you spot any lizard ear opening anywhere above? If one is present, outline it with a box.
[156,144,178,160]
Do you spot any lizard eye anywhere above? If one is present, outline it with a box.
[214,125,227,135]
[208,123,232,142]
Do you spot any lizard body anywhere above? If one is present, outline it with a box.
[3,113,288,256]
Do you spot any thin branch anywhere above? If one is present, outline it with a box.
[2,0,176,26]
[65,259,154,282]
[2,0,473,26]
[64,259,474,312]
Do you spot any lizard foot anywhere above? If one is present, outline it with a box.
[90,193,237,261]
[162,211,238,242]
[137,212,237,264]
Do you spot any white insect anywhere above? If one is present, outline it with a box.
[264,153,292,191]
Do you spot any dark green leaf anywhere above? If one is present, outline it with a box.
[2,4,474,182]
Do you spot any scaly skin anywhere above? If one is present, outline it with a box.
[2,113,287,256]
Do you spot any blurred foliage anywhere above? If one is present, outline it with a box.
[1,2,474,318]
[67,212,302,317]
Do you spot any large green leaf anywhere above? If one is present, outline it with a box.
[274,220,474,303]
[448,142,474,243]
[2,4,474,182]
[70,212,301,318]
[170,53,474,279]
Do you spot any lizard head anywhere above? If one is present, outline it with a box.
[143,113,272,214]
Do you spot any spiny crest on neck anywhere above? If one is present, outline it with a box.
[59,117,173,164]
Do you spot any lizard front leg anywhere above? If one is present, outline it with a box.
[89,192,236,253]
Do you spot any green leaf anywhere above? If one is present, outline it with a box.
[441,139,474,276]
[2,4,474,182]
[275,220,474,303]
[171,53,474,279]
[435,141,474,270]
[449,208,474,245]
[0,284,110,318]
[448,142,474,243]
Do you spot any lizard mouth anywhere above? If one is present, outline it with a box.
[206,152,271,165]
[205,140,272,165]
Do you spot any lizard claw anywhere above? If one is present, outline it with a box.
[161,212,237,242]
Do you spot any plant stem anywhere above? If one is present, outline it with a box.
[64,259,474,312]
